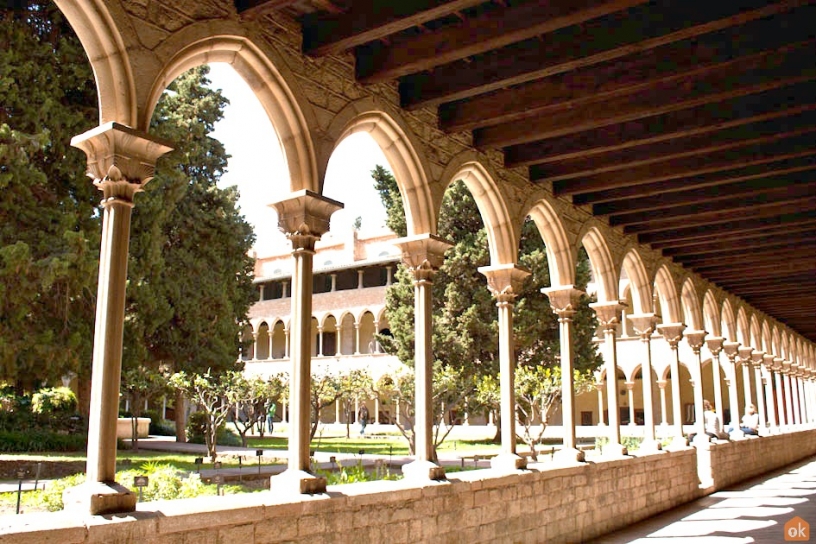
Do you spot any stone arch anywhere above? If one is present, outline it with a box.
[736,306,751,346]
[680,278,704,331]
[761,320,773,354]
[703,290,722,337]
[580,227,618,303]
[620,249,652,314]
[721,299,737,342]
[653,265,681,324]
[750,314,762,350]
[56,0,136,126]
[526,199,576,287]
[438,155,518,266]
[773,326,784,359]
[144,35,319,192]
[325,99,435,235]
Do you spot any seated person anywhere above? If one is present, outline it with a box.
[690,400,725,442]
[739,404,759,435]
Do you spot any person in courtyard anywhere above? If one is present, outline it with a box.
[738,403,759,435]
[690,400,724,442]
[358,404,369,436]
[266,401,276,433]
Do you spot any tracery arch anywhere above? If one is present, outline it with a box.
[653,265,681,324]
[580,227,618,303]
[621,249,652,315]
[703,290,722,337]
[526,199,575,287]
[680,278,703,331]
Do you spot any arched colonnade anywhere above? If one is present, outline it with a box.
[53,1,816,512]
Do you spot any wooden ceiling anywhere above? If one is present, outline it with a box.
[236,0,816,343]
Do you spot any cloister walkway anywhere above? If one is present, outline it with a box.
[592,456,816,544]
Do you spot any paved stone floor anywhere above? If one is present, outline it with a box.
[592,456,816,543]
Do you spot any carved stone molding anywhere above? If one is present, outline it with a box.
[542,285,584,318]
[706,336,725,356]
[629,313,658,338]
[685,330,707,353]
[589,301,624,331]
[657,323,686,348]
[479,263,531,304]
[393,233,453,282]
[270,190,343,251]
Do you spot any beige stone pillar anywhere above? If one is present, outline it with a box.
[252,332,259,361]
[723,342,742,437]
[354,322,361,355]
[395,234,451,481]
[625,382,636,426]
[706,337,725,434]
[270,190,342,494]
[591,302,627,456]
[595,382,605,426]
[317,326,324,357]
[268,330,274,360]
[791,365,802,425]
[762,354,777,430]
[481,264,530,471]
[657,380,668,428]
[738,346,755,413]
[64,123,172,515]
[685,331,708,445]
[657,323,687,446]
[783,362,795,428]
[750,351,767,432]
[284,327,290,359]
[630,314,661,451]
[774,358,787,427]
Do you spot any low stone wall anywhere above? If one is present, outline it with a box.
[2,430,815,544]
[116,418,150,440]
[698,428,816,491]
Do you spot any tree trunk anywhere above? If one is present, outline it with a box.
[174,389,187,443]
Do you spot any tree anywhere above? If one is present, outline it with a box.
[309,371,344,440]
[0,4,100,393]
[338,369,373,439]
[170,369,241,462]
[376,169,602,447]
[231,374,284,447]
[121,366,170,451]
[124,66,257,441]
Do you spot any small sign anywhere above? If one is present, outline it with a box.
[213,474,224,484]
[194,457,203,465]
[16,469,25,480]
[213,461,222,470]
[358,449,365,456]
[256,449,263,457]
[134,476,149,488]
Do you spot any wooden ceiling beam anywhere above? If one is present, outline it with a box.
[651,221,816,250]
[696,263,814,282]
[716,274,814,290]
[552,147,816,196]
[662,231,816,257]
[728,284,816,296]
[674,240,816,263]
[623,198,816,235]
[595,178,816,216]
[678,246,816,267]
[482,65,815,149]
[399,0,805,109]
[302,0,484,56]
[572,159,816,206]
[507,100,816,169]
[637,211,816,245]
[356,0,647,83]
[609,184,816,227]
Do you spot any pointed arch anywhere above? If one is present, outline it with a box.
[761,320,773,354]
[680,278,703,330]
[721,299,737,342]
[326,100,435,235]
[580,227,618,303]
[526,199,575,287]
[621,249,652,314]
[144,35,319,193]
[439,157,518,266]
[703,290,722,337]
[749,314,762,350]
[773,326,783,359]
[736,307,751,346]
[653,265,681,324]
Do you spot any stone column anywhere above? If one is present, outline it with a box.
[630,314,661,451]
[252,332,259,361]
[386,266,393,286]
[395,234,451,481]
[268,330,274,360]
[543,286,586,463]
[282,281,289,299]
[317,326,324,357]
[763,354,778,431]
[722,342,742,437]
[270,190,342,494]
[657,380,669,428]
[357,269,364,289]
[685,331,708,445]
[335,326,343,356]
[65,123,172,515]
[750,351,768,432]
[373,321,381,353]
[284,328,290,359]
[790,364,802,425]
[774,358,787,427]
[783,361,795,428]
[625,382,636,426]
[481,264,530,470]
[657,323,687,447]
[706,337,725,434]
[330,274,337,292]
[595,382,605,426]
[354,322,361,355]
[591,302,627,456]
[738,346,755,413]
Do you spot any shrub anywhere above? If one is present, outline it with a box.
[31,387,77,416]
[187,412,241,447]
[143,409,175,436]
[39,472,86,511]
[0,430,86,452]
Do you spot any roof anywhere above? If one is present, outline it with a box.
[236,0,816,341]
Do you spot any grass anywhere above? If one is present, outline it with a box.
[0,451,247,473]
[246,434,501,457]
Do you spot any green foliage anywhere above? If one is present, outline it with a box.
[40,472,86,511]
[0,3,100,387]
[232,374,284,446]
[317,463,401,486]
[31,387,77,416]
[0,430,86,452]
[372,165,407,237]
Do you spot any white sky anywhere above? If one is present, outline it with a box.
[207,63,390,256]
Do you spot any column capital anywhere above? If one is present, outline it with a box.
[657,323,686,348]
[685,330,707,352]
[722,341,741,359]
[705,336,725,355]
[750,350,765,368]
[479,263,531,304]
[270,190,343,251]
[737,346,754,364]
[624,381,635,391]
[762,354,775,368]
[394,233,453,281]
[773,357,784,371]
[72,122,173,203]
[629,313,658,338]
[589,301,624,330]
[542,285,585,317]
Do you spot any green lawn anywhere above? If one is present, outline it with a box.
[246,434,501,456]
[0,451,246,473]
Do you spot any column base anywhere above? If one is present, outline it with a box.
[666,435,689,450]
[63,481,137,516]
[692,434,711,447]
[552,447,586,464]
[401,459,446,481]
[637,439,664,454]
[728,429,745,440]
[602,442,628,457]
[490,452,527,471]
[271,469,327,495]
